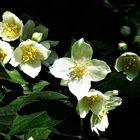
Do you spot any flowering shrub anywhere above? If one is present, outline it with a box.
[1,1,140,139]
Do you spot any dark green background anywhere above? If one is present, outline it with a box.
[1,0,140,140]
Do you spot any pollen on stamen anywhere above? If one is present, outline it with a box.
[0,48,7,61]
[72,64,87,78]
[22,45,37,63]
[123,56,138,71]
[98,114,103,120]
[2,23,18,38]
[83,95,101,107]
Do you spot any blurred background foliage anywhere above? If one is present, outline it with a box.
[0,0,140,139]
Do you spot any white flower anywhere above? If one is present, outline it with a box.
[114,52,140,81]
[28,137,34,140]
[76,89,122,135]
[0,11,23,41]
[76,89,107,118]
[49,38,111,99]
[90,113,108,135]
[0,40,13,64]
[9,39,51,78]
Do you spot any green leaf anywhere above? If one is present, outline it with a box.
[125,75,140,97]
[94,40,115,55]
[9,95,36,110]
[0,64,10,80]
[9,111,61,136]
[35,25,48,40]
[103,0,119,12]
[5,69,28,85]
[39,91,68,100]
[0,86,12,102]
[60,79,69,86]
[41,40,59,49]
[0,132,11,140]
[32,80,49,93]
[26,127,51,140]
[0,103,18,131]
[20,20,35,41]
[43,50,58,66]
[45,40,59,47]
[0,93,5,102]
[93,72,129,93]
[40,41,50,49]
[8,91,68,110]
[0,64,28,84]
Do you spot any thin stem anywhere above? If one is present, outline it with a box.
[80,118,85,140]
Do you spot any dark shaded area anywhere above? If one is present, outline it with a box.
[1,0,140,140]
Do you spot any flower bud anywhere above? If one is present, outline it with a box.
[133,35,140,45]
[118,42,127,51]
[120,25,131,36]
[31,32,43,42]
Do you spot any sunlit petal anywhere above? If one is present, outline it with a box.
[20,60,41,78]
[50,57,74,80]
[87,59,111,81]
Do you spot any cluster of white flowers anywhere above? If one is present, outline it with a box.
[49,38,122,134]
[0,11,123,136]
[0,11,51,78]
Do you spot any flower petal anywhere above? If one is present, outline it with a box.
[96,115,109,132]
[125,71,139,81]
[71,38,93,63]
[90,114,109,135]
[9,46,23,67]
[0,40,13,64]
[76,99,90,118]
[114,56,124,72]
[49,57,74,80]
[90,114,100,135]
[20,60,41,78]
[68,76,91,100]
[104,90,122,110]
[2,11,17,23]
[87,59,111,81]
[28,137,34,140]
[36,43,51,60]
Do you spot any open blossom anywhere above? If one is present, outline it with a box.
[9,39,51,78]
[114,52,140,81]
[0,40,13,64]
[76,89,122,135]
[0,11,23,41]
[49,38,111,99]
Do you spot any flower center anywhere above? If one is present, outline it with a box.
[22,45,37,63]
[84,95,100,107]
[73,64,87,78]
[123,56,138,71]
[0,48,7,61]
[97,104,110,120]
[2,23,18,38]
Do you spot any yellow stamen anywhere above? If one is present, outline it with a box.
[0,48,7,61]
[72,64,87,77]
[22,45,37,63]
[84,95,101,107]
[123,56,138,71]
[2,23,18,38]
[98,114,103,120]
[97,105,110,120]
